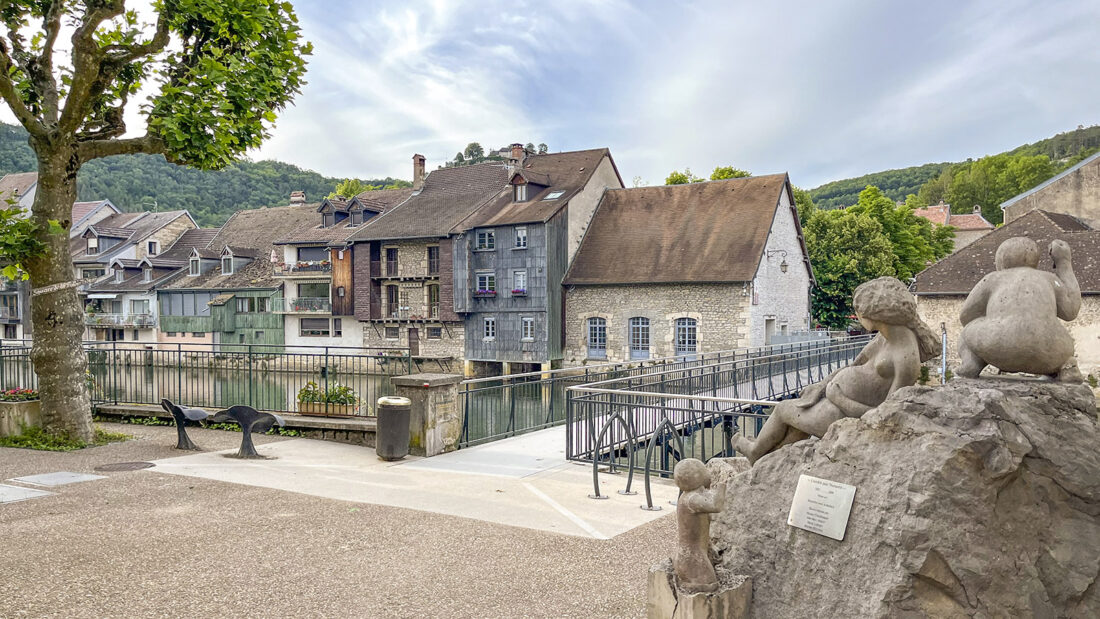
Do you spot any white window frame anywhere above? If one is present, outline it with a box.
[514,183,527,202]
[222,255,234,275]
[142,268,152,283]
[521,317,535,341]
[87,237,98,254]
[147,241,159,256]
[483,316,496,340]
[512,270,527,294]
[476,230,495,250]
[131,299,150,315]
[515,227,527,248]
[476,272,496,294]
[587,317,607,359]
[189,258,200,276]
[114,269,124,283]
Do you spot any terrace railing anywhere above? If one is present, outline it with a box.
[84,312,156,328]
[0,341,412,418]
[273,262,332,276]
[272,297,332,313]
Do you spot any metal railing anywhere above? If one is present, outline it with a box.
[84,312,157,327]
[273,262,332,276]
[0,341,413,417]
[564,337,871,508]
[272,297,332,313]
[457,335,872,448]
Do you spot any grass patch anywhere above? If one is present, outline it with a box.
[0,424,132,452]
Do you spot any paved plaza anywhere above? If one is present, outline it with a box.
[1,423,676,618]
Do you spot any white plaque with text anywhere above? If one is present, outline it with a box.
[787,474,857,541]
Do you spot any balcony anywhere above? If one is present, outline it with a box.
[85,312,156,328]
[272,297,332,314]
[273,261,332,277]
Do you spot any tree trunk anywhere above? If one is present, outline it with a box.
[24,148,93,442]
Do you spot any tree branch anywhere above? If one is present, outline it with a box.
[35,0,66,123]
[76,133,166,161]
[59,0,125,133]
[0,40,48,137]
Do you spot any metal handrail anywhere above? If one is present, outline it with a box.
[567,385,779,408]
[460,334,873,385]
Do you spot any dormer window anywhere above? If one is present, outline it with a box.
[114,269,124,283]
[222,256,234,275]
[514,183,528,202]
[189,258,200,276]
[142,268,152,283]
[87,237,99,254]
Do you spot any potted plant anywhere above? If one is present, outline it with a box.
[296,381,360,417]
[475,289,497,297]
[0,388,41,438]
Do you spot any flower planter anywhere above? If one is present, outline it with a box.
[296,401,359,418]
[0,400,41,438]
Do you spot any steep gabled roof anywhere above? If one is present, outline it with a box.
[0,172,37,203]
[71,199,120,224]
[276,187,413,245]
[563,174,794,285]
[163,202,318,290]
[347,162,508,242]
[460,148,620,229]
[913,209,1100,295]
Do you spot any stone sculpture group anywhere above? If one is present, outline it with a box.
[651,236,1089,618]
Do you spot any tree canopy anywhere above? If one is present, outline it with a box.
[666,166,751,185]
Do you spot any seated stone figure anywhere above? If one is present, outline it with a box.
[672,459,726,594]
[732,277,939,464]
[957,237,1081,380]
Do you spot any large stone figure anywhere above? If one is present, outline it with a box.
[957,236,1081,380]
[672,459,726,594]
[732,277,939,464]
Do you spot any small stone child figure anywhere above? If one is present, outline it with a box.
[673,459,727,594]
[958,237,1081,380]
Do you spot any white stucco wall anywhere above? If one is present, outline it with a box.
[284,315,365,352]
[566,156,622,263]
[747,187,812,347]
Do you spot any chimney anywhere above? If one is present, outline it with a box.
[412,154,426,191]
[973,205,981,214]
[289,190,306,204]
[510,143,525,164]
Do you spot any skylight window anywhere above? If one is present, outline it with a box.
[542,190,565,201]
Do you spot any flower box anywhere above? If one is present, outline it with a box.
[474,290,497,297]
[296,401,359,418]
[0,400,41,438]
[511,289,527,296]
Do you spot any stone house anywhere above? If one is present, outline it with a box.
[913,209,1100,376]
[562,174,813,365]
[344,154,506,370]
[158,202,317,351]
[1002,151,1100,228]
[273,188,412,353]
[454,146,623,375]
[911,201,995,251]
[82,229,216,347]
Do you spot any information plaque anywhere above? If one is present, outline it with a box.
[787,474,857,541]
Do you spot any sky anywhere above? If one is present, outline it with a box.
[7,0,1100,189]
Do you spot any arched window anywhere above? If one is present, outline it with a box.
[587,317,606,359]
[629,317,650,360]
[675,318,697,356]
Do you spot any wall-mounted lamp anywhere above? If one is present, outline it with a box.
[766,249,789,274]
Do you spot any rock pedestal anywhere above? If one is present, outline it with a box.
[711,378,1100,617]
[647,559,752,619]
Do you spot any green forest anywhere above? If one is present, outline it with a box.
[0,123,407,228]
[809,125,1100,222]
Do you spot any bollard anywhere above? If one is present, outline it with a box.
[376,396,412,461]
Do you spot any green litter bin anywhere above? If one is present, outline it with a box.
[376,396,411,461]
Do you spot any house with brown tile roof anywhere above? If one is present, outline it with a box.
[911,201,995,251]
[1001,151,1100,229]
[72,209,198,281]
[561,174,813,363]
[914,209,1100,375]
[0,171,37,210]
[82,225,215,347]
[158,201,319,351]
[272,187,412,352]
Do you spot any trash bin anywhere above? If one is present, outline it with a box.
[376,396,412,461]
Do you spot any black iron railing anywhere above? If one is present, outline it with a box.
[564,337,871,508]
[457,336,872,448]
[0,341,412,417]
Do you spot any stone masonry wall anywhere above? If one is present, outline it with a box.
[140,214,197,261]
[563,283,751,366]
[747,186,812,346]
[917,294,1100,377]
[1003,154,1100,229]
[363,321,465,360]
